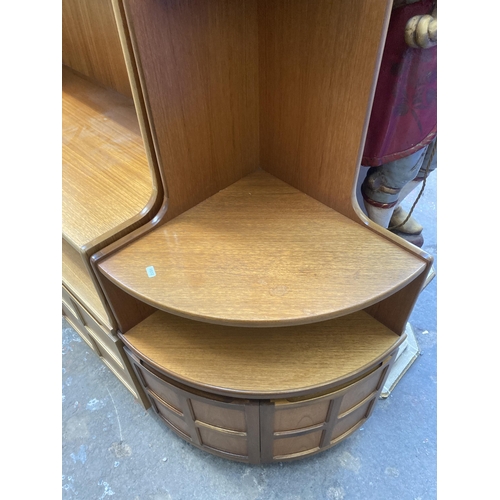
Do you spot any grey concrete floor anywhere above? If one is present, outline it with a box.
[62,173,437,500]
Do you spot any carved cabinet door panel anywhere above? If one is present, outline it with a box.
[259,355,396,462]
[124,346,261,463]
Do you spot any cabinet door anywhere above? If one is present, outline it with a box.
[124,347,260,464]
[259,355,396,462]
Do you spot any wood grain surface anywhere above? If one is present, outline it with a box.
[62,67,154,250]
[62,0,132,97]
[121,308,402,398]
[122,0,391,225]
[259,0,391,220]
[99,170,426,327]
[365,266,430,336]
[111,0,164,205]
[62,239,111,328]
[122,0,259,222]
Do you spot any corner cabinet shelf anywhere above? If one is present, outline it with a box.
[99,170,426,327]
[84,0,433,463]
[98,170,429,464]
[62,0,162,407]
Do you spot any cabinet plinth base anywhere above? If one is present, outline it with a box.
[380,323,420,399]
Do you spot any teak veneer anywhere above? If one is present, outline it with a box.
[63,0,435,463]
[62,238,110,328]
[62,66,155,252]
[99,170,427,327]
[120,309,403,399]
[120,309,403,463]
[62,66,159,331]
[62,0,133,98]
[62,0,165,407]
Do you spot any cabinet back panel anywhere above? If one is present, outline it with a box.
[124,0,260,222]
[123,0,389,222]
[62,0,132,97]
[259,0,391,219]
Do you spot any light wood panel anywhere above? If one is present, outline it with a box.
[120,308,403,399]
[122,0,259,222]
[365,265,431,335]
[62,0,132,97]
[62,66,154,250]
[125,334,396,462]
[62,284,150,408]
[62,239,110,328]
[263,355,394,462]
[259,0,391,220]
[89,269,157,334]
[99,170,426,327]
[111,0,164,203]
[62,288,100,353]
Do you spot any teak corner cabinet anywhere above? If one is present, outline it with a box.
[62,0,433,464]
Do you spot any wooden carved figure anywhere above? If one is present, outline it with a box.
[361,0,437,247]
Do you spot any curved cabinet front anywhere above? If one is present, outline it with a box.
[124,347,261,463]
[122,343,397,464]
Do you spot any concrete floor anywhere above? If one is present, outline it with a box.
[62,173,437,500]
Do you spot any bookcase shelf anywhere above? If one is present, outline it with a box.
[120,309,404,399]
[119,308,405,463]
[99,169,427,327]
[62,66,155,251]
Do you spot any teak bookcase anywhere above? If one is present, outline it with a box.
[63,0,433,464]
[62,0,163,407]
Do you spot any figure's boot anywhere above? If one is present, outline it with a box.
[363,202,395,229]
[362,147,426,244]
[387,140,437,247]
[389,206,424,247]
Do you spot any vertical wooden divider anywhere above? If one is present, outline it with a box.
[122,0,260,223]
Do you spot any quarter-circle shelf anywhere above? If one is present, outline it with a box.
[98,170,427,327]
[120,308,404,399]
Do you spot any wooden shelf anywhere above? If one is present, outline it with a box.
[62,66,154,250]
[99,170,427,327]
[121,308,403,399]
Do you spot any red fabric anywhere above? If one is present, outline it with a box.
[362,0,437,167]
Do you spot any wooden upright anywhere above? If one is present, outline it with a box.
[63,0,433,464]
